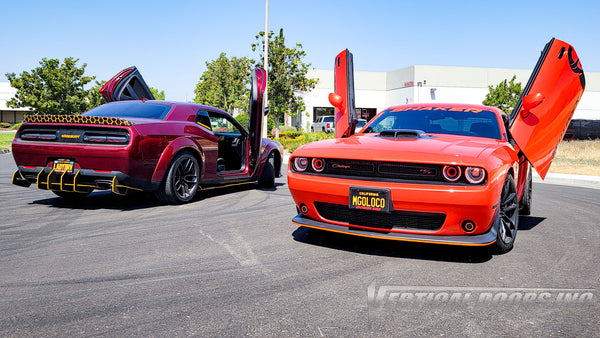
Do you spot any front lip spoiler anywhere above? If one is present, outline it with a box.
[292,214,497,246]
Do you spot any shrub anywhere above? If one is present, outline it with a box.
[0,122,10,129]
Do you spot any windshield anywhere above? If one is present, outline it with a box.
[364,107,502,139]
[83,101,172,120]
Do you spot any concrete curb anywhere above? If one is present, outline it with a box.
[533,172,600,190]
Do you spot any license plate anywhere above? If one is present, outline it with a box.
[349,187,391,212]
[53,160,74,173]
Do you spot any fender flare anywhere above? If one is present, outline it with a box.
[151,137,205,184]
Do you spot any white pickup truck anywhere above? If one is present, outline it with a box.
[311,116,335,133]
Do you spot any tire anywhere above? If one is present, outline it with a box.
[53,190,91,200]
[155,151,200,204]
[519,166,533,216]
[311,127,314,132]
[493,173,519,253]
[258,152,275,188]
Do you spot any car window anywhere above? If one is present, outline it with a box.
[365,107,502,139]
[323,116,334,122]
[83,101,172,120]
[208,114,241,134]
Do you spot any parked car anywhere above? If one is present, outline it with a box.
[11,67,283,204]
[311,116,335,133]
[355,119,367,133]
[288,39,585,253]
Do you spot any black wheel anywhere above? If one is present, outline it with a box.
[519,165,532,216]
[53,190,91,200]
[258,152,275,188]
[156,151,200,204]
[493,173,519,253]
[311,127,314,132]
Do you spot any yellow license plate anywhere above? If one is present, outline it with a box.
[53,160,74,173]
[349,187,391,213]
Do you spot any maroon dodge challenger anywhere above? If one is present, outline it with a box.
[11,67,283,204]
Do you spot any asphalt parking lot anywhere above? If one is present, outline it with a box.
[1,153,598,336]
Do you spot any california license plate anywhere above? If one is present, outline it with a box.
[53,159,74,173]
[349,187,391,212]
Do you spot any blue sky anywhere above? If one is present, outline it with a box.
[1,0,598,101]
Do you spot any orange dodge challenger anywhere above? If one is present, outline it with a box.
[288,38,585,253]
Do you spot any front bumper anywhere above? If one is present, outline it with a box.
[292,214,498,246]
[12,166,158,195]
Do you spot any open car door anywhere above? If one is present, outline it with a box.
[100,66,155,102]
[509,38,585,179]
[329,49,358,138]
[248,68,267,170]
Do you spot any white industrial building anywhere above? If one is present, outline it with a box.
[0,82,29,124]
[295,65,600,132]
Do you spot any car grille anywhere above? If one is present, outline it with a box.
[314,202,445,231]
[322,159,443,182]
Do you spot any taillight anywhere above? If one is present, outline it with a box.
[83,132,129,144]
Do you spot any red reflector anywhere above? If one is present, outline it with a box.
[93,170,112,173]
[24,166,37,169]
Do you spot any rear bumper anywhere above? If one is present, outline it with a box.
[292,214,497,246]
[12,166,159,195]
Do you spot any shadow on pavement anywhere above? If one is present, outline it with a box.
[292,226,494,263]
[31,182,284,211]
[518,216,546,231]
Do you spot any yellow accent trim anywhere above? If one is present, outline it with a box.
[24,114,134,126]
[36,169,45,189]
[293,221,494,247]
[200,181,253,191]
[197,122,211,130]
[47,169,55,190]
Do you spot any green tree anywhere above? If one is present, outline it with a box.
[6,57,97,115]
[87,80,106,108]
[193,53,253,114]
[483,75,523,113]
[253,28,317,136]
[150,87,165,100]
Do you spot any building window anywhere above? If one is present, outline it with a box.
[313,107,334,121]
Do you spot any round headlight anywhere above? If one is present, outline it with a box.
[311,158,325,172]
[293,157,309,172]
[465,167,486,184]
[442,165,461,182]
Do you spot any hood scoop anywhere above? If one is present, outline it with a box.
[378,129,431,139]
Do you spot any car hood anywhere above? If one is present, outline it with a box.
[293,133,505,165]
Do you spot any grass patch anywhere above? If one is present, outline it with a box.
[0,132,16,151]
[550,140,600,176]
[275,131,335,153]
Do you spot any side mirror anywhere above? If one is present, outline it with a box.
[263,107,269,116]
[328,93,344,113]
[521,92,545,118]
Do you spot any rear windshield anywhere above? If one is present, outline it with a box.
[83,101,172,120]
[364,107,502,140]
[323,116,334,122]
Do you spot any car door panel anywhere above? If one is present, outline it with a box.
[329,49,358,138]
[509,38,585,179]
[101,66,155,102]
